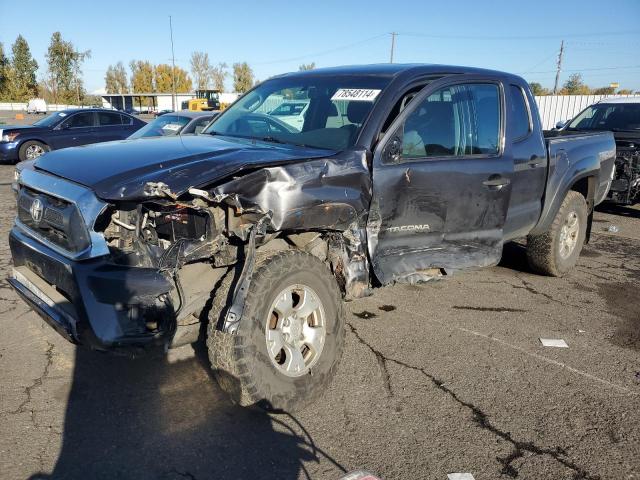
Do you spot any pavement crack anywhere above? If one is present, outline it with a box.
[347,321,600,479]
[10,341,54,422]
[169,469,198,480]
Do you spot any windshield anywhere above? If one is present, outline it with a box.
[128,115,191,139]
[567,103,640,131]
[33,112,68,128]
[204,75,390,150]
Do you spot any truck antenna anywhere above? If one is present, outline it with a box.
[390,32,397,64]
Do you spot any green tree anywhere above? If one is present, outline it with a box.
[45,32,88,104]
[10,35,39,101]
[529,82,550,96]
[129,60,155,93]
[591,86,615,95]
[190,51,211,90]
[298,62,316,71]
[233,62,254,93]
[154,64,192,93]
[211,62,228,91]
[560,73,590,95]
[105,62,129,93]
[0,42,8,100]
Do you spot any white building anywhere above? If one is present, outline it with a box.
[100,92,239,112]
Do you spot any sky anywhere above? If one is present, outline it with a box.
[1,0,639,93]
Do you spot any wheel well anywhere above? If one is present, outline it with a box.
[570,175,596,212]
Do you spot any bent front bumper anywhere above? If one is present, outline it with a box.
[9,227,176,351]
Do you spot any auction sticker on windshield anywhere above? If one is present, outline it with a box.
[331,89,381,101]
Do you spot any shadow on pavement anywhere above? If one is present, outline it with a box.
[30,342,345,480]
[596,202,640,219]
[497,241,533,273]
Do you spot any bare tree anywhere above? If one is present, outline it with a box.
[211,62,228,91]
[190,51,211,90]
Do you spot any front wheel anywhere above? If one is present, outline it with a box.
[207,250,345,411]
[526,191,588,276]
[18,140,49,161]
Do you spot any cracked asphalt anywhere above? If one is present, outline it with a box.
[0,162,639,479]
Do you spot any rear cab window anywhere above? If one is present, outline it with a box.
[509,85,532,140]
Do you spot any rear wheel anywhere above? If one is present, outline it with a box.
[526,191,588,276]
[207,250,345,411]
[18,140,49,161]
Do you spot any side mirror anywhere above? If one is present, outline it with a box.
[383,135,403,164]
[555,120,567,130]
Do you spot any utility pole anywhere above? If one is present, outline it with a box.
[389,32,397,63]
[553,40,564,94]
[169,15,177,110]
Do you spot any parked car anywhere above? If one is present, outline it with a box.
[9,64,615,412]
[155,109,174,118]
[26,98,47,114]
[128,110,218,139]
[268,100,309,130]
[0,109,145,163]
[561,97,640,204]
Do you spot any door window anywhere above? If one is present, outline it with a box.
[509,85,531,140]
[401,83,501,159]
[98,112,123,126]
[64,112,95,128]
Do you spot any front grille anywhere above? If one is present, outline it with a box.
[17,188,91,253]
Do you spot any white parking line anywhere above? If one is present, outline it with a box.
[399,306,637,396]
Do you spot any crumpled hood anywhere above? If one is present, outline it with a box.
[34,134,333,201]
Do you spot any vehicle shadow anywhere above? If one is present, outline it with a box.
[30,342,344,480]
[498,241,533,273]
[595,202,640,219]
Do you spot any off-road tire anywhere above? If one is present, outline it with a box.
[18,140,49,162]
[526,191,588,277]
[206,250,345,411]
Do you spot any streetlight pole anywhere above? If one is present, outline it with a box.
[169,15,177,110]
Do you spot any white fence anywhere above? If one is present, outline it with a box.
[3,94,640,130]
[0,102,96,112]
[534,94,640,130]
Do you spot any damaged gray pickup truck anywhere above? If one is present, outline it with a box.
[9,65,616,410]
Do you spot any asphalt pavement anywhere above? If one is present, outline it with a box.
[0,156,638,479]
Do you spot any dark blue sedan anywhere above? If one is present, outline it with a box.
[0,109,145,163]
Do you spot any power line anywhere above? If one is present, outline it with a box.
[397,30,640,40]
[525,65,640,74]
[252,34,388,65]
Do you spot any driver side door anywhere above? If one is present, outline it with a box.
[49,112,97,149]
[367,75,513,284]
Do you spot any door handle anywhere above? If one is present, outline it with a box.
[527,155,542,167]
[482,176,510,190]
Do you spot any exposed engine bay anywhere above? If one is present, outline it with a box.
[608,140,640,205]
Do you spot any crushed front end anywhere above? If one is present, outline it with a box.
[8,167,233,351]
[607,141,640,205]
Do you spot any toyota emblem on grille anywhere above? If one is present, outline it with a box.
[30,198,44,223]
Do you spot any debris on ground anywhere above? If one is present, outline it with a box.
[378,305,397,312]
[539,338,569,348]
[447,474,476,480]
[606,225,620,233]
[339,471,382,480]
[353,311,377,319]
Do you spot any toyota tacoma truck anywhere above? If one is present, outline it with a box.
[9,65,616,411]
